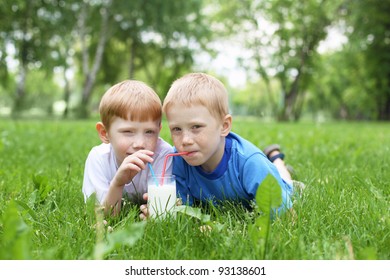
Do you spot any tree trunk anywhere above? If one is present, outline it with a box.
[12,62,27,117]
[285,72,301,120]
[12,1,32,118]
[77,0,111,119]
[277,69,302,121]
[62,61,71,118]
[379,94,390,120]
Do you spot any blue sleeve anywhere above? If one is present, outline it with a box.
[173,156,194,206]
[241,153,269,198]
[242,153,293,214]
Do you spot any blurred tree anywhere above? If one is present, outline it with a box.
[0,0,57,116]
[76,0,211,117]
[0,0,211,118]
[0,0,81,117]
[100,0,210,98]
[305,0,390,121]
[44,0,79,118]
[214,0,342,121]
[24,70,62,115]
[307,49,377,120]
[76,0,112,118]
[343,0,390,120]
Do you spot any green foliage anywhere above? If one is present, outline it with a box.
[307,50,378,120]
[94,221,146,260]
[249,175,282,259]
[1,0,389,120]
[0,201,31,259]
[175,205,211,223]
[230,79,281,118]
[343,0,390,120]
[32,172,54,205]
[213,0,342,121]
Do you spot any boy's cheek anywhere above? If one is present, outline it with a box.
[171,138,181,146]
[148,138,159,151]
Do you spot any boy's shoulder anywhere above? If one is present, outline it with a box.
[228,132,263,155]
[90,142,111,156]
[227,132,271,172]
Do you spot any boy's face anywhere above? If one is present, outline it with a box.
[166,104,230,172]
[105,117,161,165]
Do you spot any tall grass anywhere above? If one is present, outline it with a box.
[0,119,389,260]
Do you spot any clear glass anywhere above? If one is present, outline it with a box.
[147,175,176,219]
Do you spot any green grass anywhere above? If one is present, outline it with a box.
[0,119,389,260]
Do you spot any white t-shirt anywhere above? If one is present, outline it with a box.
[82,138,174,204]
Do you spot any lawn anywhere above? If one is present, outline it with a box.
[0,119,389,260]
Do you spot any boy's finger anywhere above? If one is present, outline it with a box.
[134,149,155,158]
[139,213,147,221]
[140,204,148,214]
[123,157,149,171]
[127,152,154,165]
[142,193,148,201]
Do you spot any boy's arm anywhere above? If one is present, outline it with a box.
[243,153,293,214]
[104,150,154,216]
[82,149,125,216]
[82,149,112,204]
[103,180,125,216]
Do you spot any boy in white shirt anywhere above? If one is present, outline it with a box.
[82,80,173,215]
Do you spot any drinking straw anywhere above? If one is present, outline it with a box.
[160,152,190,185]
[148,163,159,187]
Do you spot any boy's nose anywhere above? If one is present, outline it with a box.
[182,131,194,145]
[132,135,146,149]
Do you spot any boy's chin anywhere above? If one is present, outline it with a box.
[184,159,199,166]
[183,157,203,167]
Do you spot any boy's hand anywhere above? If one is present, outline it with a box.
[112,150,154,188]
[139,193,149,220]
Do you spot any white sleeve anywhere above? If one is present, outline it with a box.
[82,148,111,204]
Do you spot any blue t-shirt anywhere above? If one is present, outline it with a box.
[173,132,293,212]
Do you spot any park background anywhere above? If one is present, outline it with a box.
[0,0,389,261]
[1,0,389,121]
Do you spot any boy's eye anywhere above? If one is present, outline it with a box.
[146,130,156,135]
[171,127,181,132]
[121,130,135,135]
[192,125,201,129]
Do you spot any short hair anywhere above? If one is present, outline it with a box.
[99,80,161,129]
[163,73,229,121]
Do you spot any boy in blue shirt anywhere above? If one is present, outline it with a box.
[140,73,295,218]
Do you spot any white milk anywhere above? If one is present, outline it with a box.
[147,177,176,219]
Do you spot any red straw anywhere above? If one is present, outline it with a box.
[160,152,189,185]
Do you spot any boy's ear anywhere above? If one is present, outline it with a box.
[221,114,232,136]
[96,122,110,143]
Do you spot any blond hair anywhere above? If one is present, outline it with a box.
[163,73,229,121]
[99,80,161,129]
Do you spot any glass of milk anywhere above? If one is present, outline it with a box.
[147,175,176,219]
